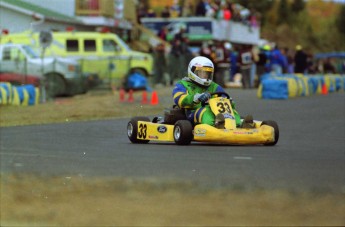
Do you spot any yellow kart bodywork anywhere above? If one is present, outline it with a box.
[193,124,275,145]
[135,120,275,145]
[128,94,278,146]
[192,96,275,145]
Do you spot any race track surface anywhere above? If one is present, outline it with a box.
[1,89,344,193]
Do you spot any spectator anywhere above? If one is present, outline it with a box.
[173,25,187,43]
[207,0,219,18]
[199,41,214,60]
[270,45,287,75]
[153,42,167,85]
[230,3,241,21]
[168,25,188,85]
[136,2,147,24]
[213,40,231,86]
[255,46,269,87]
[283,47,294,73]
[158,26,168,41]
[161,6,171,18]
[216,2,232,20]
[223,3,232,20]
[294,45,308,74]
[316,59,324,74]
[169,38,183,85]
[251,45,259,88]
[195,0,207,16]
[182,0,194,17]
[146,8,156,18]
[170,0,182,18]
[249,9,258,27]
[176,26,193,76]
[341,60,345,74]
[229,48,239,82]
[237,44,254,89]
[306,51,315,74]
[323,58,336,74]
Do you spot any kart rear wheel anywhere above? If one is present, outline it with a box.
[127,117,150,144]
[261,120,279,146]
[174,120,193,145]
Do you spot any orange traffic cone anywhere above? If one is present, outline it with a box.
[150,91,159,105]
[321,83,328,95]
[141,90,148,104]
[127,89,134,102]
[119,88,125,102]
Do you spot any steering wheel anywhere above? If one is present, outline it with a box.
[201,91,231,107]
[210,91,230,99]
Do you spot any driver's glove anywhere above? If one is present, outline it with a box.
[193,92,211,104]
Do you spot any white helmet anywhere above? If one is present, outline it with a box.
[187,56,214,87]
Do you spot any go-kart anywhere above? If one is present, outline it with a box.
[127,92,279,146]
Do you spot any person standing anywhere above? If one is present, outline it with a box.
[270,45,287,75]
[168,38,183,85]
[294,45,308,74]
[195,0,207,16]
[153,42,167,85]
[161,6,171,18]
[237,45,254,89]
[213,40,231,87]
[255,46,269,87]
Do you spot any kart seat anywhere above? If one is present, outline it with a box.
[164,105,187,124]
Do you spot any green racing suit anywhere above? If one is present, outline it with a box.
[172,78,242,127]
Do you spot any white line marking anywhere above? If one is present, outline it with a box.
[233,156,253,160]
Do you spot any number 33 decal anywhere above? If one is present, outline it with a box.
[138,123,147,139]
[217,102,231,113]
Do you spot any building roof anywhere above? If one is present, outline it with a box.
[0,0,82,24]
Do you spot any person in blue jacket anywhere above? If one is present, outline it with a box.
[270,45,287,75]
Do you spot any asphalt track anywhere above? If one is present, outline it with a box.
[1,89,344,193]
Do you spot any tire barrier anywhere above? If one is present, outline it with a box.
[257,74,345,99]
[0,83,40,106]
[0,82,12,105]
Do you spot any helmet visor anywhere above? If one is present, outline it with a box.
[194,66,214,80]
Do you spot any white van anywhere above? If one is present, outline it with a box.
[0,43,91,97]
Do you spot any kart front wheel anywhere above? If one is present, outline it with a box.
[127,117,150,144]
[261,120,279,146]
[174,120,193,145]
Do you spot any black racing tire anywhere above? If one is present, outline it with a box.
[261,120,279,146]
[127,116,150,144]
[173,120,193,145]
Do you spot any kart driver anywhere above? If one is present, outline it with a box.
[172,56,254,129]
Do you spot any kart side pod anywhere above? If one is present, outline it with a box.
[193,123,276,145]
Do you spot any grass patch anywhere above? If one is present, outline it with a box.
[1,174,344,226]
[0,88,172,127]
